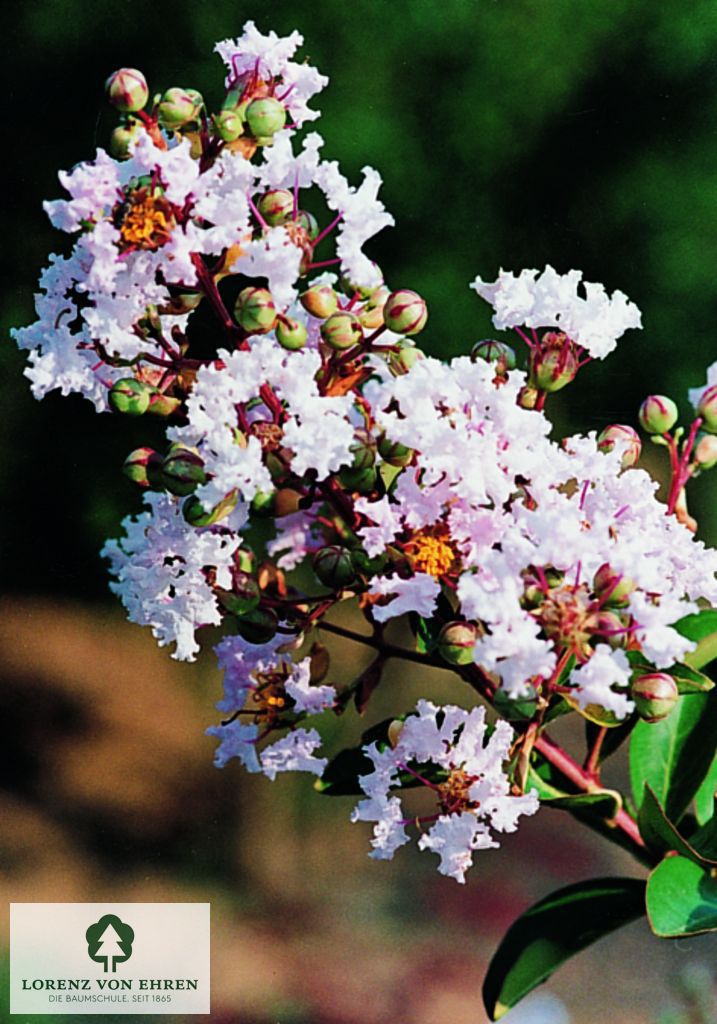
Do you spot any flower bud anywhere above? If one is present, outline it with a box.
[348,428,377,471]
[250,490,276,517]
[529,335,579,392]
[300,284,338,319]
[593,563,635,607]
[470,339,517,371]
[161,447,207,497]
[245,97,286,138]
[275,317,308,351]
[122,447,162,488]
[234,287,277,334]
[597,424,642,468]
[257,188,294,226]
[638,395,678,434]
[313,546,356,588]
[109,378,153,416]
[631,672,679,722]
[387,719,405,748]
[383,290,428,336]
[295,210,319,241]
[182,490,237,527]
[218,572,261,616]
[437,621,481,665]
[236,607,278,645]
[105,68,148,112]
[377,435,414,467]
[697,384,717,433]
[320,311,363,350]
[109,122,144,160]
[340,269,383,301]
[517,386,539,410]
[391,345,424,373]
[274,488,303,517]
[694,433,717,469]
[588,609,630,650]
[338,465,377,494]
[213,108,244,142]
[146,392,182,417]
[358,286,390,329]
[158,88,199,130]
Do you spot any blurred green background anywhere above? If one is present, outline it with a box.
[4,2,717,1022]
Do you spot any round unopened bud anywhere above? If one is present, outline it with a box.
[219,572,261,616]
[236,607,278,645]
[387,719,405,748]
[109,123,144,160]
[597,424,642,468]
[295,210,319,241]
[109,378,153,416]
[378,435,414,467]
[257,188,294,226]
[123,447,162,488]
[348,429,377,471]
[161,447,206,497]
[275,317,308,351]
[437,621,481,665]
[358,286,390,329]
[246,97,286,138]
[320,311,363,351]
[470,339,517,370]
[593,563,636,607]
[300,284,338,319]
[213,108,244,142]
[234,287,277,334]
[250,490,276,517]
[392,345,424,373]
[313,546,356,588]
[158,88,199,129]
[631,672,679,722]
[529,337,579,392]
[338,465,377,494]
[517,385,539,410]
[105,68,148,112]
[697,384,717,433]
[638,395,679,434]
[274,488,303,517]
[694,433,717,469]
[588,609,629,650]
[383,290,428,336]
[183,490,237,527]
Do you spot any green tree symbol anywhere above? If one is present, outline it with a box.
[86,914,134,973]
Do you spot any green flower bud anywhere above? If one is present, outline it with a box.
[631,672,679,722]
[182,490,237,527]
[313,546,356,588]
[105,68,149,113]
[218,572,261,616]
[236,607,278,645]
[697,384,717,433]
[274,488,303,517]
[378,435,414,467]
[158,88,199,130]
[276,317,308,351]
[300,284,339,319]
[597,424,642,468]
[338,465,377,494]
[437,621,481,665]
[109,122,144,160]
[250,490,276,517]
[234,287,277,334]
[358,286,390,330]
[348,428,377,471]
[245,97,287,138]
[184,89,204,109]
[517,385,539,410]
[109,378,153,416]
[122,447,162,488]
[470,339,517,370]
[339,269,383,301]
[320,311,363,351]
[213,108,244,142]
[234,548,255,573]
[588,609,629,649]
[295,209,319,241]
[146,392,182,417]
[161,447,207,497]
[383,289,428,336]
[257,188,294,226]
[390,345,424,374]
[694,433,717,469]
[593,563,635,607]
[529,334,579,392]
[638,395,679,434]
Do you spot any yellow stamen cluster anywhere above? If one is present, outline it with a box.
[248,678,288,726]
[406,530,457,578]
[118,189,175,250]
[437,768,479,815]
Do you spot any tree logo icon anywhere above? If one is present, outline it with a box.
[85,914,134,973]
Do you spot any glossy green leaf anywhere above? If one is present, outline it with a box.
[629,690,717,822]
[637,784,717,867]
[646,855,717,937]
[626,651,714,694]
[677,610,717,671]
[694,758,717,825]
[483,877,645,1020]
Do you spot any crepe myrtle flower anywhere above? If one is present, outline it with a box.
[351,700,539,883]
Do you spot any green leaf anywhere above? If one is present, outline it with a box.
[637,784,717,868]
[676,610,717,671]
[483,877,645,1020]
[694,757,717,825]
[629,690,717,822]
[646,855,717,937]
